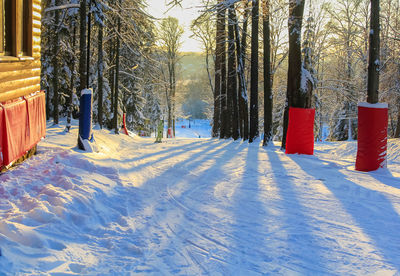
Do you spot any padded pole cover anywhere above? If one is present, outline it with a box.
[122,113,129,136]
[79,89,93,140]
[355,102,388,172]
[285,107,315,155]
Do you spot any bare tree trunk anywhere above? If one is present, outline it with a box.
[79,0,87,92]
[241,0,249,71]
[109,39,115,115]
[367,0,380,104]
[263,0,272,146]
[240,2,250,140]
[66,24,77,132]
[249,0,260,143]
[167,88,172,135]
[213,1,224,138]
[228,4,239,140]
[113,4,121,134]
[233,6,249,141]
[205,52,214,98]
[219,5,228,139]
[53,0,60,124]
[172,65,176,137]
[97,20,104,128]
[168,62,173,132]
[282,0,305,149]
[395,3,400,138]
[46,86,50,120]
[396,101,400,137]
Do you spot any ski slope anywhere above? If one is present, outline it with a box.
[172,119,212,139]
[1,121,400,275]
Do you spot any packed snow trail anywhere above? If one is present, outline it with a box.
[1,122,400,274]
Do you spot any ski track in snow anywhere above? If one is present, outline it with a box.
[1,122,400,275]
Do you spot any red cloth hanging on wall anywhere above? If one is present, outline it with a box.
[356,103,388,172]
[25,92,46,149]
[2,99,30,165]
[285,107,315,155]
[0,91,46,168]
[0,106,4,167]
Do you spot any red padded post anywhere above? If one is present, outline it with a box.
[356,103,388,172]
[285,107,315,155]
[122,113,129,136]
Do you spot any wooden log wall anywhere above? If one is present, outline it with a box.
[0,0,42,103]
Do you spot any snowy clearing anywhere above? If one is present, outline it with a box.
[1,121,400,275]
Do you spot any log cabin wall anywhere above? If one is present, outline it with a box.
[0,0,42,103]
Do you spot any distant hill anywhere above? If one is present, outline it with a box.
[178,52,209,80]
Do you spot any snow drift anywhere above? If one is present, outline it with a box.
[1,121,400,274]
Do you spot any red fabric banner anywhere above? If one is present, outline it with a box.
[25,93,46,148]
[355,104,388,172]
[0,91,46,168]
[0,106,4,167]
[285,107,315,155]
[2,99,29,165]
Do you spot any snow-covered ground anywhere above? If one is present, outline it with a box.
[170,119,212,139]
[1,120,400,275]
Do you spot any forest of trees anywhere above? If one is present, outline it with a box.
[41,0,400,144]
[210,0,399,145]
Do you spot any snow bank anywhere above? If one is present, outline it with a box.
[1,119,400,274]
[172,119,211,138]
[358,102,388,109]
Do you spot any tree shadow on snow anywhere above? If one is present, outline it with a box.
[264,149,331,274]
[104,139,224,177]
[124,140,247,274]
[289,154,400,272]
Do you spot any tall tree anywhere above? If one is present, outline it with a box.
[97,11,104,129]
[281,0,306,149]
[263,0,272,146]
[213,1,225,137]
[108,36,115,119]
[66,23,77,132]
[190,2,216,98]
[367,0,380,104]
[228,4,239,139]
[158,17,184,137]
[52,0,61,125]
[233,5,249,141]
[219,5,228,139]
[79,0,87,93]
[249,0,260,143]
[113,0,122,134]
[241,0,250,71]
[326,0,363,141]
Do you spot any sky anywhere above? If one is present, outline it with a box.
[145,0,204,52]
